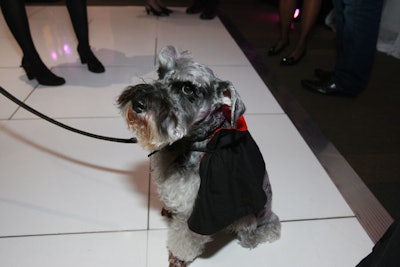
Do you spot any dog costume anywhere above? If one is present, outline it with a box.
[189,109,267,235]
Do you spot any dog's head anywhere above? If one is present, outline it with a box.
[118,46,245,151]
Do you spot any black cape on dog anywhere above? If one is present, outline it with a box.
[188,116,268,235]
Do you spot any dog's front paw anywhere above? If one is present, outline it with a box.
[169,252,188,267]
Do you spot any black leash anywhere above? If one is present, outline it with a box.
[0,86,137,144]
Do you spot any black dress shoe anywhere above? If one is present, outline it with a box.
[301,79,356,96]
[314,68,333,81]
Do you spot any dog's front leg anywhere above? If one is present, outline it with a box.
[166,215,212,266]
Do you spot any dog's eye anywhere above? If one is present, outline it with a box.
[181,84,195,95]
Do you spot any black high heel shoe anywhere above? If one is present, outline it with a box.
[145,4,169,17]
[21,57,65,86]
[280,50,307,66]
[77,45,105,73]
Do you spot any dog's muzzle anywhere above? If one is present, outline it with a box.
[118,84,177,151]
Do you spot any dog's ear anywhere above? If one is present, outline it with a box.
[157,46,180,79]
[217,81,246,127]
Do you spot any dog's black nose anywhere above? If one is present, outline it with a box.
[132,99,146,114]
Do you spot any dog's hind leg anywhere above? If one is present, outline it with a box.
[166,215,212,266]
[254,211,281,244]
[235,210,281,249]
[232,172,281,248]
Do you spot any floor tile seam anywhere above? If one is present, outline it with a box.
[0,229,149,240]
[145,230,150,267]
[141,216,359,233]
[7,87,37,120]
[146,171,152,231]
[0,216,359,240]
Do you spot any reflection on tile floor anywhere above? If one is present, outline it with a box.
[0,6,373,267]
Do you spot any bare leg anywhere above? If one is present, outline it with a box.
[276,0,297,49]
[288,0,321,59]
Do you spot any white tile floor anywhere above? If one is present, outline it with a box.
[0,6,374,267]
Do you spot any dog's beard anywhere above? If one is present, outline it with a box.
[125,108,164,151]
[124,107,186,151]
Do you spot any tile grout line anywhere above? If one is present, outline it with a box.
[8,87,37,120]
[0,229,149,239]
[0,216,357,240]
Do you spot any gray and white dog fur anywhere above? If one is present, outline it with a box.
[118,46,281,266]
